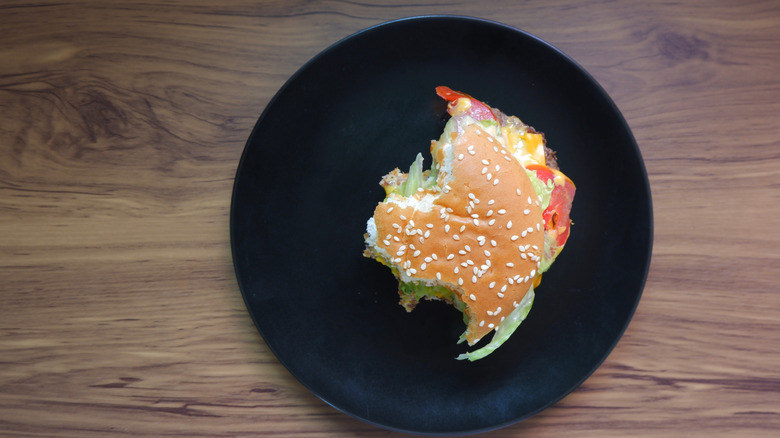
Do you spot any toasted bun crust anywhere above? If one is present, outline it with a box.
[369,123,544,344]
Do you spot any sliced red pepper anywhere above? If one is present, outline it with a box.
[525,164,576,249]
[436,86,496,121]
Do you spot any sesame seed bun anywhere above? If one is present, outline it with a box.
[365,121,545,346]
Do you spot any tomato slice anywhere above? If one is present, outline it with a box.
[525,164,576,249]
[436,86,496,121]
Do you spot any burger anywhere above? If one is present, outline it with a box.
[364,86,575,360]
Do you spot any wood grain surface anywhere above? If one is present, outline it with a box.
[1,1,779,436]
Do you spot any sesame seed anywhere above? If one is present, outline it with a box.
[409,244,416,250]
[496,307,502,314]
[453,234,460,241]
[459,278,464,286]
[470,213,479,219]
[489,281,496,289]
[458,153,464,160]
[486,210,493,217]
[487,310,493,316]
[508,277,514,284]
[493,178,499,186]
[447,253,455,260]
[409,268,417,275]
[460,262,468,267]
[486,173,493,181]
[537,223,541,231]
[454,266,459,273]
[444,224,450,233]
[468,150,476,155]
[498,292,505,298]
[506,262,514,267]
[504,155,512,161]
[516,188,522,196]
[413,250,421,257]
[466,259,474,266]
[491,240,497,247]
[481,159,490,165]
[400,215,407,221]
[479,320,485,327]
[426,223,434,229]
[424,257,432,263]
[521,230,528,237]
[472,276,477,284]
[527,196,533,204]
[521,253,528,259]
[392,223,400,229]
[493,146,499,153]
[524,209,531,215]
[424,230,430,238]
[501,285,507,292]
[468,193,476,200]
[507,220,513,229]
[488,137,494,143]
[511,235,519,241]
[469,293,476,301]
[472,266,479,275]
[459,225,466,233]
[475,129,481,135]
[497,209,506,215]
[482,167,488,175]
[488,219,496,226]
[387,207,394,213]
[530,269,536,277]
[472,197,480,204]
[464,245,471,252]
[484,250,491,257]
[527,227,534,233]
[436,272,442,280]
[458,250,467,255]
[431,253,438,260]
[488,199,495,205]
[488,323,495,328]
[495,164,500,171]
[396,250,404,256]
[394,257,402,263]
[473,218,480,227]
[393,236,400,242]
[420,263,427,270]
[382,240,390,246]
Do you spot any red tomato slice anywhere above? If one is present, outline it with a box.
[525,164,576,249]
[435,86,496,121]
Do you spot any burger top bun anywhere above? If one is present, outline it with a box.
[367,121,545,345]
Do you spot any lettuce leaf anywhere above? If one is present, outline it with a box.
[456,289,535,361]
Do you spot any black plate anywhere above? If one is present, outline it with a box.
[231,16,652,435]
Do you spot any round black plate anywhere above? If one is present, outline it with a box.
[231,16,652,435]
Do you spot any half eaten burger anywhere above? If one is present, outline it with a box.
[364,86,575,361]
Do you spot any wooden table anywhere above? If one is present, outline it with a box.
[2,1,778,436]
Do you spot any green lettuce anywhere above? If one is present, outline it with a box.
[456,289,535,361]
